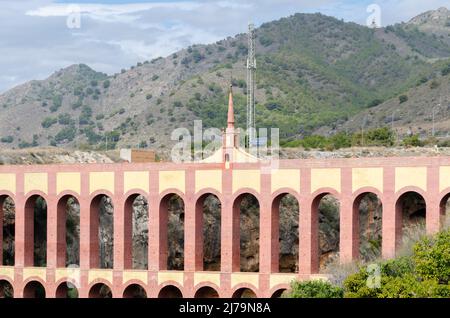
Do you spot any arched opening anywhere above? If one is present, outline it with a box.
[124,194,148,270]
[57,195,80,267]
[0,280,13,298]
[159,194,184,270]
[395,192,426,252]
[271,289,287,298]
[353,193,382,262]
[233,193,260,272]
[158,285,182,298]
[312,194,340,272]
[90,195,114,269]
[24,196,47,267]
[439,194,450,230]
[272,193,299,273]
[55,282,79,298]
[23,281,46,298]
[1,196,15,266]
[195,194,221,271]
[194,286,219,298]
[123,284,147,298]
[88,283,112,298]
[232,288,257,298]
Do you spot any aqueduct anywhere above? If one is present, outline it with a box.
[0,91,448,298]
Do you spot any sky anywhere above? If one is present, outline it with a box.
[0,0,449,93]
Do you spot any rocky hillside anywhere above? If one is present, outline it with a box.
[1,9,450,150]
[321,65,450,138]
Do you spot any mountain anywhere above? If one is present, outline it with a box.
[1,9,450,150]
[321,63,450,139]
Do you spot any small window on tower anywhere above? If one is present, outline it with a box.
[225,154,230,162]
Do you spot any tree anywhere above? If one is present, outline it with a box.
[103,80,110,89]
[288,280,344,298]
[343,229,450,298]
[399,95,408,104]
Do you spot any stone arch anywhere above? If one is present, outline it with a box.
[232,190,261,272]
[55,281,79,298]
[23,280,46,298]
[395,190,427,253]
[123,283,147,298]
[352,190,383,262]
[311,191,340,272]
[56,194,80,267]
[194,286,220,298]
[159,193,185,271]
[123,192,148,270]
[439,190,450,230]
[231,284,258,298]
[89,193,114,269]
[195,191,222,271]
[88,281,113,298]
[0,194,15,266]
[158,283,183,298]
[270,288,287,298]
[271,191,300,273]
[24,194,48,267]
[0,279,14,298]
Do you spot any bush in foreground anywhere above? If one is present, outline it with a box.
[287,280,344,298]
[288,229,450,298]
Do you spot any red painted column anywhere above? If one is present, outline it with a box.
[113,171,124,270]
[148,170,162,271]
[47,172,57,269]
[221,168,235,273]
[183,170,196,298]
[340,168,358,264]
[220,166,233,297]
[427,165,440,234]
[79,171,91,270]
[299,168,318,275]
[184,170,196,272]
[13,173,25,298]
[382,166,396,259]
[259,173,272,274]
[259,172,272,297]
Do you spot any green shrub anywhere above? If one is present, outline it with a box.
[368,99,383,108]
[58,113,73,125]
[403,134,422,147]
[442,64,450,76]
[288,280,344,298]
[41,117,58,128]
[413,230,450,284]
[343,229,450,298]
[399,95,408,104]
[0,136,13,143]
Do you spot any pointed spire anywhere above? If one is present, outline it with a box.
[227,84,235,129]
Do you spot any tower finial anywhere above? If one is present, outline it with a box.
[227,83,235,128]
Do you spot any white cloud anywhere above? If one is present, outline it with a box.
[0,0,448,93]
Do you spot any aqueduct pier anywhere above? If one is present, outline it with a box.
[0,155,449,298]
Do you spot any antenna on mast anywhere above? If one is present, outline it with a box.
[246,22,256,148]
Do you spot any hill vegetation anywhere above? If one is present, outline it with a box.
[0,9,450,150]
